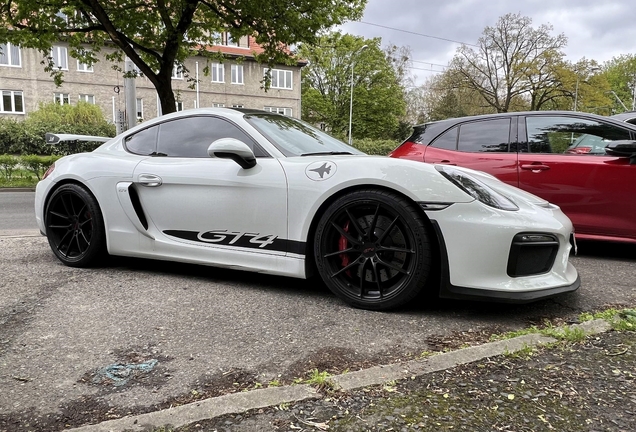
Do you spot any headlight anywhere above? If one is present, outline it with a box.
[436,166,518,211]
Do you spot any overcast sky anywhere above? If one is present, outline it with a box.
[339,0,636,85]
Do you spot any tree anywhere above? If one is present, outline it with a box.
[298,32,406,141]
[0,0,366,113]
[449,13,567,113]
[604,54,636,113]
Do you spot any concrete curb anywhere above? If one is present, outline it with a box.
[67,319,613,432]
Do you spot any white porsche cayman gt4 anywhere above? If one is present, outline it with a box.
[35,108,580,310]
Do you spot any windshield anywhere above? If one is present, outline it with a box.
[244,113,364,157]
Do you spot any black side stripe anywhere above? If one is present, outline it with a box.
[163,230,305,255]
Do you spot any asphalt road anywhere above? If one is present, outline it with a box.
[0,191,38,232]
[0,191,635,429]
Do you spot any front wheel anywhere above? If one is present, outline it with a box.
[44,183,106,267]
[314,189,432,310]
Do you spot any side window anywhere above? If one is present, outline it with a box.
[156,116,268,158]
[526,116,631,155]
[430,127,458,150]
[125,125,158,155]
[457,119,510,152]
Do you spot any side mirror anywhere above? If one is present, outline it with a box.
[208,138,257,169]
[605,140,636,164]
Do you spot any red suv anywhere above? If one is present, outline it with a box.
[390,111,636,244]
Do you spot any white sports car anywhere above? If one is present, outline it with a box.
[35,108,580,310]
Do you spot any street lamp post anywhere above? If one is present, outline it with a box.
[348,44,368,146]
[573,66,601,112]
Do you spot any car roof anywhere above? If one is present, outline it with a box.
[611,111,636,121]
[414,110,636,133]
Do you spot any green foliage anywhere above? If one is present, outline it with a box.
[0,103,115,155]
[20,155,60,180]
[304,369,334,390]
[0,155,61,186]
[603,54,636,113]
[351,138,399,155]
[299,32,407,141]
[0,154,18,180]
[0,0,366,114]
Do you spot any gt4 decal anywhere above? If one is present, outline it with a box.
[198,230,276,248]
[163,230,305,255]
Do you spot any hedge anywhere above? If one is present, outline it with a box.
[351,138,401,156]
[0,155,61,181]
[0,102,116,156]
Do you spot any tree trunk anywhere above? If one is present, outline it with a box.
[155,79,177,115]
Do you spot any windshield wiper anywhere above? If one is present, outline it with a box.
[300,151,354,156]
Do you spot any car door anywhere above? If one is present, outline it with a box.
[129,115,289,255]
[518,114,636,240]
[423,117,519,185]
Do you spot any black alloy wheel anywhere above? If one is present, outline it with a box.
[45,183,106,267]
[314,189,432,310]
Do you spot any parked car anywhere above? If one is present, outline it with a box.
[35,108,579,310]
[611,111,636,125]
[390,111,636,244]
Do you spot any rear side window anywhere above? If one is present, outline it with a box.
[525,116,631,154]
[125,125,158,155]
[457,119,510,152]
[430,127,458,150]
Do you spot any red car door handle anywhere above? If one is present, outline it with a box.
[439,160,457,165]
[521,163,550,171]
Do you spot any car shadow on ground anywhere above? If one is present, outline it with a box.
[574,239,636,261]
[105,254,582,326]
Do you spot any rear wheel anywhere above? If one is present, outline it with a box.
[44,184,106,267]
[314,189,431,310]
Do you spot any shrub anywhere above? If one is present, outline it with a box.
[0,154,19,180]
[351,138,400,156]
[0,102,116,155]
[19,155,61,180]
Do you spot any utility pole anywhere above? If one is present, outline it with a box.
[124,58,137,131]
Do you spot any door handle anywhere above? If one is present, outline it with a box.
[438,160,457,165]
[520,163,550,171]
[137,173,163,187]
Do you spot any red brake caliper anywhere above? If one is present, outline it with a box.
[339,221,351,274]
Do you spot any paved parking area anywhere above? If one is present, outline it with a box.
[0,233,635,429]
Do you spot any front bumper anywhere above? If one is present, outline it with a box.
[427,201,579,303]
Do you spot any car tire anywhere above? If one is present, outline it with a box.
[314,189,431,311]
[44,183,106,267]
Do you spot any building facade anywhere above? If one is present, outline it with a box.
[0,35,304,124]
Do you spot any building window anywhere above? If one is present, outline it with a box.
[231,64,243,84]
[79,94,95,104]
[136,98,143,119]
[77,60,93,72]
[213,103,225,108]
[0,90,24,113]
[264,106,292,116]
[211,63,224,83]
[176,101,184,111]
[51,46,68,70]
[226,33,239,47]
[214,32,239,47]
[267,68,293,89]
[0,43,21,67]
[172,64,183,79]
[231,104,244,108]
[54,93,70,105]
